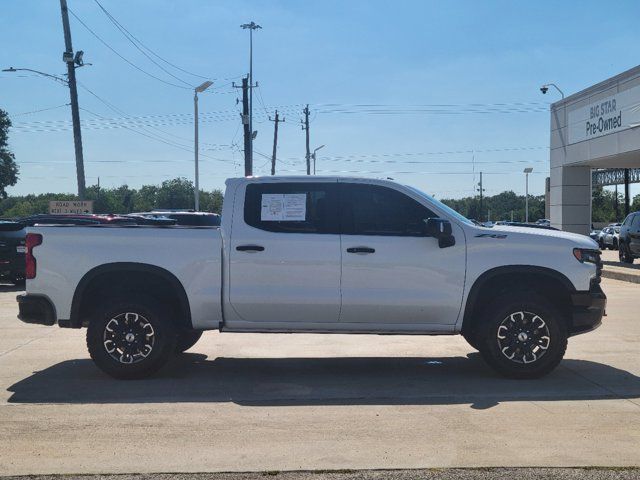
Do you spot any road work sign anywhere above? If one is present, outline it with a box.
[48,200,94,214]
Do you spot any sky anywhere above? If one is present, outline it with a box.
[2,0,640,201]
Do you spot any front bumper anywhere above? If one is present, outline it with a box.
[17,294,56,326]
[569,283,606,336]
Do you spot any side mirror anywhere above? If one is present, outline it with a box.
[424,218,455,248]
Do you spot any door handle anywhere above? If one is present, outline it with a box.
[236,245,265,252]
[346,247,375,254]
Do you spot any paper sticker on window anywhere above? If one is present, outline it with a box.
[261,193,306,221]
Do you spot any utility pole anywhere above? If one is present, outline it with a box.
[302,105,310,175]
[477,172,484,222]
[241,22,261,170]
[240,77,252,176]
[60,0,86,199]
[269,110,284,176]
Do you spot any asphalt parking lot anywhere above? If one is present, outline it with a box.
[0,278,639,477]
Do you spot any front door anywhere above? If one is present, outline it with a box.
[228,181,342,325]
[338,182,466,326]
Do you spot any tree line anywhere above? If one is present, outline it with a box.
[441,191,546,222]
[441,187,640,224]
[0,177,223,218]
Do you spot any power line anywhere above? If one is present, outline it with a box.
[93,0,239,83]
[14,99,549,131]
[10,103,70,116]
[75,82,238,164]
[68,7,191,90]
[92,0,193,87]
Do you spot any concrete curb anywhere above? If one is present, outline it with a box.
[602,268,640,284]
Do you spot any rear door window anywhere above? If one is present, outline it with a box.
[244,182,339,234]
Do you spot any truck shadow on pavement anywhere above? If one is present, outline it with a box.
[7,353,640,409]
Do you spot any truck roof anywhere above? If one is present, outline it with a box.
[225,175,400,187]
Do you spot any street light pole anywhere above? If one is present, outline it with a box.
[312,145,325,175]
[2,67,68,85]
[194,81,213,211]
[241,21,261,170]
[524,167,533,222]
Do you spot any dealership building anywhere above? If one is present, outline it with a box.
[549,65,640,234]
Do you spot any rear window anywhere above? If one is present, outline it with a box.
[244,182,338,234]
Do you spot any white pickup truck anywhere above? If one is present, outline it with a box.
[17,176,606,379]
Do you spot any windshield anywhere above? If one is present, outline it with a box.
[406,186,475,226]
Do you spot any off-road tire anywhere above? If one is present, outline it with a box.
[476,292,568,379]
[175,330,203,354]
[86,295,177,379]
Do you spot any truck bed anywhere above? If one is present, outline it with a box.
[26,225,223,329]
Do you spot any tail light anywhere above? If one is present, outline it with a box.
[25,233,43,279]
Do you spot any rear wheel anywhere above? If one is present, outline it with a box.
[620,242,635,264]
[175,330,203,353]
[476,293,568,379]
[87,295,177,379]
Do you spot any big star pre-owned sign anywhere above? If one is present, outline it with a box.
[568,84,640,144]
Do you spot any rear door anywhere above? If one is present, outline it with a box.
[338,181,466,326]
[227,181,342,325]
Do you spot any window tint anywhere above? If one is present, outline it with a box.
[341,183,436,236]
[631,214,640,228]
[244,182,338,234]
[623,215,633,226]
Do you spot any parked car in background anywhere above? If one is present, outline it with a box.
[601,226,620,250]
[589,228,601,241]
[136,210,221,226]
[0,221,26,285]
[619,211,640,264]
[535,219,551,227]
[123,214,177,226]
[596,227,612,248]
[19,214,138,226]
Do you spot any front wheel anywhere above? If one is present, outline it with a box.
[87,295,177,379]
[477,293,568,379]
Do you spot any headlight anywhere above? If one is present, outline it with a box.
[573,248,600,264]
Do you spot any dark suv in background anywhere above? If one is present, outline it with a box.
[619,211,640,264]
[0,221,26,285]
